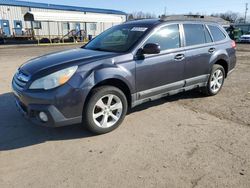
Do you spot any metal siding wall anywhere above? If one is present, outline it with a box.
[31,8,60,36]
[1,5,126,38]
[0,5,24,35]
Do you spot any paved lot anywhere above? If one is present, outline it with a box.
[0,44,250,188]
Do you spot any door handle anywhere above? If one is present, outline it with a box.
[174,54,185,61]
[208,48,216,54]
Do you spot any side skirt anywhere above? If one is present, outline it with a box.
[131,75,209,108]
[131,82,207,108]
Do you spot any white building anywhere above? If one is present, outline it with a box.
[0,0,127,41]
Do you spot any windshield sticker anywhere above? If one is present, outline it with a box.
[131,27,148,32]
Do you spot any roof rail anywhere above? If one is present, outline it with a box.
[160,15,219,22]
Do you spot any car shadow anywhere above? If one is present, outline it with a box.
[0,92,94,151]
[0,90,205,151]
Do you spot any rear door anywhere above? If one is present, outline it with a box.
[183,23,214,86]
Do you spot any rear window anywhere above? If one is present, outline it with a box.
[183,24,206,46]
[208,25,226,42]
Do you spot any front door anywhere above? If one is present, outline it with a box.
[14,20,23,35]
[135,24,186,99]
[0,20,10,36]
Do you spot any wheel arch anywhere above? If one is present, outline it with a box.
[210,51,230,78]
[84,78,133,111]
[213,59,229,78]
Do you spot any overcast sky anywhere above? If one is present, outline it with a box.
[20,0,249,16]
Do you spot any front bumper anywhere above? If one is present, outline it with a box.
[14,98,82,127]
[12,82,84,127]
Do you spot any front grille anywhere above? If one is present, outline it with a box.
[13,70,30,90]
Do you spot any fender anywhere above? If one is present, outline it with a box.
[209,48,230,73]
[75,61,135,94]
[92,64,135,93]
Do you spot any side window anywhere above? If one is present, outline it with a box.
[33,21,42,29]
[145,24,180,51]
[183,24,206,46]
[90,23,97,31]
[204,26,213,43]
[208,25,226,42]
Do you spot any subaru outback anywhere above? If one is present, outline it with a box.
[12,17,236,134]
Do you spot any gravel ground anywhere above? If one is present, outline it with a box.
[0,44,249,188]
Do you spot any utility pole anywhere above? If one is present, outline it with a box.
[244,3,248,23]
[164,7,167,16]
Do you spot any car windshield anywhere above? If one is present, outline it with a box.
[83,24,149,53]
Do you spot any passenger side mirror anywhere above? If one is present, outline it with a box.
[142,43,161,54]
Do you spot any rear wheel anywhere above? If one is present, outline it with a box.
[202,64,225,96]
[83,86,128,134]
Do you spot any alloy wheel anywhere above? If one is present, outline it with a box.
[210,69,224,93]
[92,94,123,128]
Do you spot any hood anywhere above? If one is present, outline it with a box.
[20,48,117,75]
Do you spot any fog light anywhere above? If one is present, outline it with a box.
[39,112,48,122]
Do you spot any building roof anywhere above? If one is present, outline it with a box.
[0,0,127,15]
[25,11,123,23]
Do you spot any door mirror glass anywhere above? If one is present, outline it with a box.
[142,43,161,54]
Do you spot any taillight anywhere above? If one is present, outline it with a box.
[231,40,236,49]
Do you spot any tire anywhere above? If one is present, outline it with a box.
[83,86,128,134]
[202,64,225,96]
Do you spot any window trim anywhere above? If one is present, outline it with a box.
[204,24,214,43]
[132,22,229,55]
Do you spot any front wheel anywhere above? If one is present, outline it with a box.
[83,86,128,134]
[202,64,225,96]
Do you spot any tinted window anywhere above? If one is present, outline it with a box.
[145,24,180,51]
[208,25,226,42]
[102,30,128,46]
[205,27,213,43]
[184,24,206,46]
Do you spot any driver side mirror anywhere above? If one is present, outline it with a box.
[142,43,161,54]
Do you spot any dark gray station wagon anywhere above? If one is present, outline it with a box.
[12,16,236,134]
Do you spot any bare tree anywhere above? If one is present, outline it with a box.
[211,11,240,23]
[128,11,157,20]
[236,17,246,23]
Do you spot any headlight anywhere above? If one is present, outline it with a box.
[29,66,78,90]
